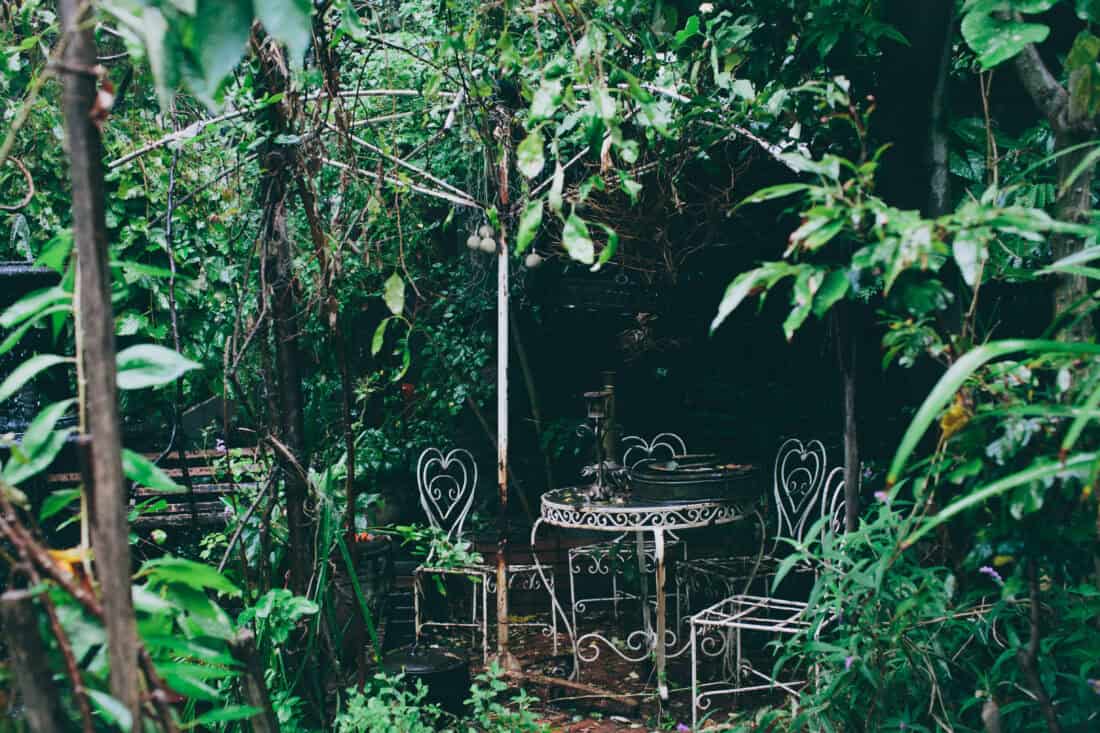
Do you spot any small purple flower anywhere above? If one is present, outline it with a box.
[979,565,1004,586]
[215,437,226,453]
[874,490,888,503]
[677,725,690,732]
[1088,678,1100,695]
[844,655,854,671]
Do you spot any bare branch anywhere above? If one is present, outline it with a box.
[0,157,35,211]
[322,158,481,208]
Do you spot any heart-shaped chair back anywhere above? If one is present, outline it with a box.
[417,448,478,545]
[622,432,687,468]
[773,438,829,544]
[821,466,846,535]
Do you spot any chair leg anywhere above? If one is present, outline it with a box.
[481,575,489,664]
[414,572,423,646]
[550,572,558,655]
[691,621,699,731]
[569,554,579,640]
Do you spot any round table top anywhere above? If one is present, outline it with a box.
[540,486,746,532]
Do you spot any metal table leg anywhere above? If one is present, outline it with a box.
[653,528,668,700]
[530,519,577,675]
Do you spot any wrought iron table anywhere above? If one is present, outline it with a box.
[530,487,747,699]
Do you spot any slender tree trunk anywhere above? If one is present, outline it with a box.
[254,34,312,595]
[1011,38,1097,341]
[59,0,141,719]
[1052,128,1096,342]
[836,306,859,532]
[926,3,955,217]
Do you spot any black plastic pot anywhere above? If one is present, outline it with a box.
[629,455,759,502]
[381,645,471,717]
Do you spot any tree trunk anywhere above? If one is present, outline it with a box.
[1052,128,1096,342]
[58,0,141,719]
[836,305,860,532]
[254,34,312,595]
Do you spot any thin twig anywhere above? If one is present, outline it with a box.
[0,157,35,211]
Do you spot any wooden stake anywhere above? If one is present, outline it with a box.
[58,0,141,718]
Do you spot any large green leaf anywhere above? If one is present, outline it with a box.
[515,199,544,255]
[591,224,619,272]
[562,214,595,264]
[137,556,241,597]
[87,689,133,732]
[0,287,70,329]
[711,262,798,333]
[961,10,1049,69]
[22,399,75,454]
[122,449,184,493]
[812,269,849,317]
[40,488,81,521]
[3,430,68,486]
[254,0,314,66]
[0,354,72,404]
[517,130,545,179]
[116,344,200,390]
[530,79,562,120]
[383,273,405,316]
[191,0,252,105]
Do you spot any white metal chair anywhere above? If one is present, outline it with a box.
[412,448,555,663]
[689,459,846,728]
[677,437,832,620]
[566,433,688,633]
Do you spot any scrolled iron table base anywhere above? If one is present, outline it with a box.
[531,487,746,700]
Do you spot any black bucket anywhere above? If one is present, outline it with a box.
[381,645,471,717]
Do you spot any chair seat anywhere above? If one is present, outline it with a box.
[691,594,810,635]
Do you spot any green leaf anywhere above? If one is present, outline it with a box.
[562,214,595,264]
[953,232,988,287]
[182,706,262,730]
[191,0,252,105]
[40,488,81,521]
[254,0,313,66]
[3,430,68,486]
[87,689,133,732]
[23,399,75,454]
[383,273,405,316]
[116,345,200,390]
[961,10,1049,69]
[548,162,564,215]
[0,354,71,404]
[138,556,241,597]
[0,287,70,329]
[711,262,797,333]
[34,229,73,273]
[122,449,183,493]
[1067,31,1100,71]
[515,199,544,255]
[741,183,812,205]
[530,79,561,120]
[673,15,701,49]
[591,84,616,122]
[517,130,545,179]
[0,305,72,359]
[371,317,389,356]
[1077,0,1100,21]
[340,0,370,43]
[812,270,849,317]
[591,224,619,272]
